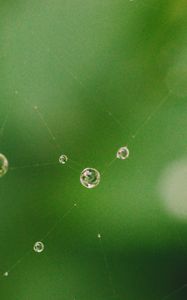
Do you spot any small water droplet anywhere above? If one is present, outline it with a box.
[97,233,101,239]
[3,272,8,277]
[80,168,100,189]
[33,241,44,253]
[116,146,129,160]
[59,154,68,164]
[0,154,9,178]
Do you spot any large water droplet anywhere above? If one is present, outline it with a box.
[80,168,100,189]
[0,154,8,178]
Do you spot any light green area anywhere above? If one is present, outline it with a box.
[0,1,187,299]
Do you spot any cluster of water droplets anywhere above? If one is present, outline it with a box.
[57,146,130,189]
[0,146,129,183]
[0,146,129,260]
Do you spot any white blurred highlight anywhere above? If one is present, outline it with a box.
[158,159,187,219]
[166,61,187,98]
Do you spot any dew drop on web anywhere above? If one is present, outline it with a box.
[116,146,129,160]
[0,153,9,178]
[33,241,44,253]
[59,154,68,165]
[80,168,100,189]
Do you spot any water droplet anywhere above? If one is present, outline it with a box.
[116,146,129,160]
[3,272,8,277]
[97,233,101,239]
[33,241,44,253]
[59,154,68,164]
[0,154,9,178]
[80,168,100,189]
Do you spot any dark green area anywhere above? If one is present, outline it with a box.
[0,1,187,299]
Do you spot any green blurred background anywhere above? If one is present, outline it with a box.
[0,0,187,299]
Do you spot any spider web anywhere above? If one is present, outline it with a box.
[0,1,187,300]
